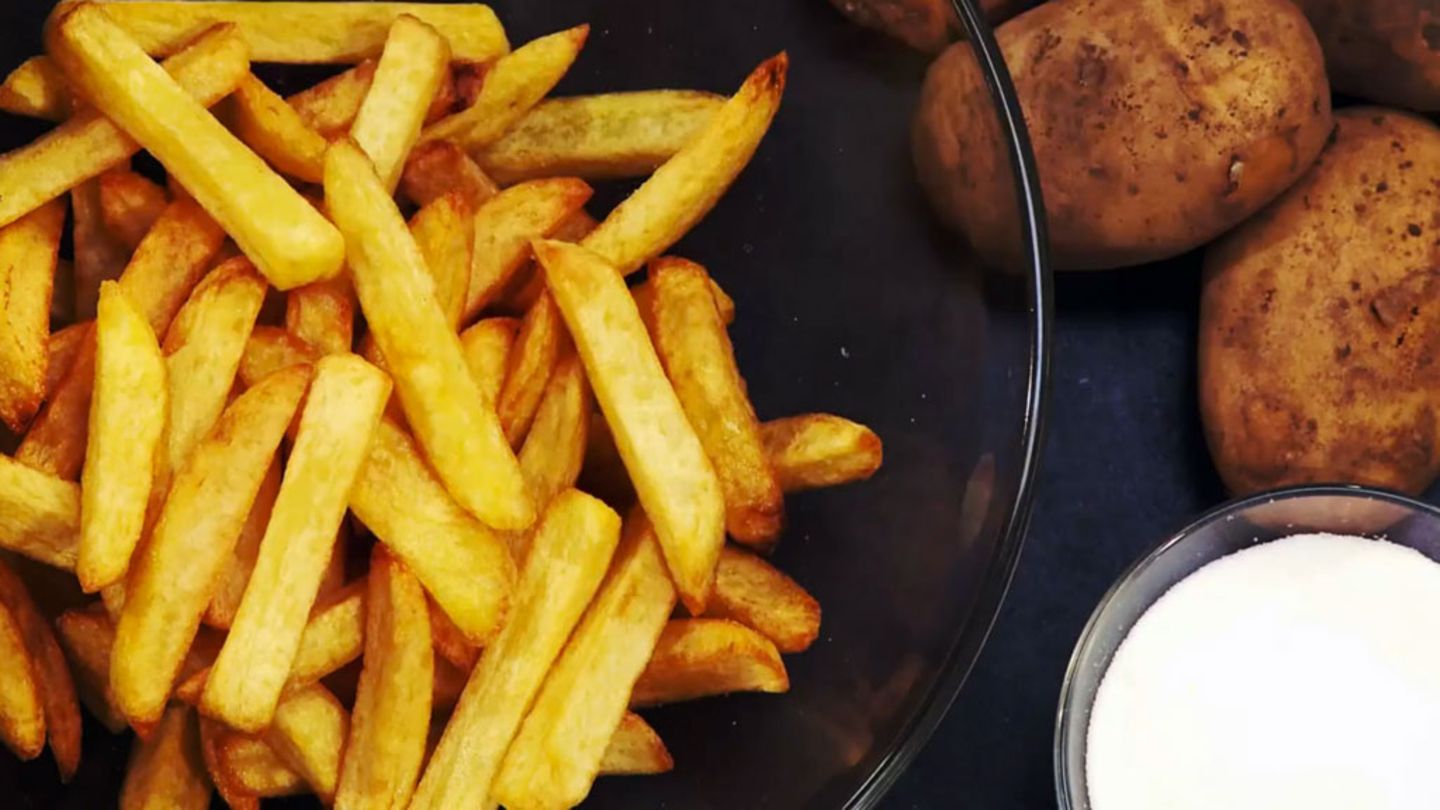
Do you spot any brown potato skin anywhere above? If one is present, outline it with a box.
[1294,0,1440,113]
[829,0,1034,52]
[914,0,1332,270]
[1200,108,1440,496]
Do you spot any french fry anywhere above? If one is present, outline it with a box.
[335,548,432,810]
[118,704,211,810]
[71,1,510,64]
[518,352,591,522]
[288,60,376,137]
[464,178,593,320]
[409,490,621,810]
[761,413,884,491]
[409,192,474,331]
[0,199,65,432]
[48,5,346,290]
[630,618,789,707]
[398,139,499,209]
[285,276,355,356]
[231,72,329,183]
[48,265,77,347]
[0,25,249,232]
[498,293,564,447]
[707,546,821,653]
[493,516,677,809]
[421,25,587,152]
[318,526,349,603]
[478,91,724,184]
[98,169,169,252]
[262,683,349,804]
[0,601,45,760]
[632,270,736,328]
[460,317,519,404]
[212,728,305,799]
[113,365,311,729]
[0,559,82,779]
[349,418,517,644]
[325,139,533,532]
[600,712,673,776]
[0,453,80,571]
[351,15,451,192]
[199,717,260,810]
[429,599,479,673]
[237,326,319,388]
[71,179,130,323]
[44,323,89,403]
[534,239,724,614]
[78,282,167,592]
[431,656,468,712]
[0,56,71,121]
[54,607,127,733]
[650,257,783,545]
[205,458,279,629]
[581,55,787,275]
[202,355,389,732]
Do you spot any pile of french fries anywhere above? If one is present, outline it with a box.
[0,2,884,807]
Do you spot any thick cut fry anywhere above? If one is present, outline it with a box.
[581,55,787,275]
[263,683,349,803]
[479,91,723,184]
[493,518,677,808]
[499,293,564,447]
[71,2,510,64]
[0,559,81,779]
[460,317,519,403]
[429,599,479,673]
[631,618,789,707]
[78,282,166,592]
[761,414,884,491]
[213,730,305,799]
[48,5,346,290]
[289,60,375,136]
[519,352,591,519]
[0,602,45,760]
[0,56,71,121]
[231,72,328,183]
[98,169,168,252]
[0,26,249,232]
[0,454,79,571]
[708,546,821,653]
[54,607,127,733]
[286,276,355,356]
[534,240,724,613]
[421,26,587,152]
[409,192,474,330]
[113,365,311,729]
[335,549,432,810]
[71,179,130,323]
[326,139,532,531]
[651,258,782,545]
[410,490,621,810]
[199,718,260,810]
[633,271,736,330]
[349,419,517,644]
[399,139,499,209]
[202,355,389,732]
[351,15,451,192]
[0,200,65,432]
[205,458,279,629]
[119,705,211,810]
[464,178,593,320]
[45,323,89,402]
[601,712,673,776]
[238,327,319,388]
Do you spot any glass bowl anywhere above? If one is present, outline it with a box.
[1054,486,1440,810]
[0,0,1050,807]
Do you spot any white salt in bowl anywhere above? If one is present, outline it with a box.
[1053,485,1440,810]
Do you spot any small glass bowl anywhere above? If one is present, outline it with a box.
[1053,484,1440,809]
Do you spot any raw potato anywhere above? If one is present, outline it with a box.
[1200,108,1440,496]
[1293,0,1440,113]
[913,0,1333,270]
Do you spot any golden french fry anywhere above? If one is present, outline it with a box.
[48,5,345,290]
[335,548,432,809]
[465,177,593,320]
[71,178,130,323]
[410,490,621,810]
[78,282,167,592]
[429,598,479,673]
[288,60,375,136]
[351,15,451,192]
[285,276,355,356]
[399,139,499,209]
[421,25,587,152]
[0,559,82,779]
[518,352,591,523]
[493,516,676,808]
[762,413,884,491]
[205,458,279,629]
[0,200,65,432]
[213,728,305,799]
[71,1,510,64]
[349,419,517,644]
[582,54,787,275]
[0,600,45,761]
[498,293,564,448]
[199,717,260,810]
[0,25,248,233]
[534,239,724,613]
[0,56,71,121]
[650,257,782,545]
[0,453,78,571]
[54,607,127,733]
[44,323,89,403]
[479,91,723,184]
[262,683,349,803]
[119,704,211,810]
[113,365,311,728]
[601,712,673,776]
[98,169,169,252]
[230,72,329,183]
[237,326,319,388]
[631,618,789,707]
[325,139,533,531]
[460,317,520,404]
[632,269,736,329]
[409,191,474,330]
[317,525,349,603]
[708,546,821,653]
[202,355,389,732]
